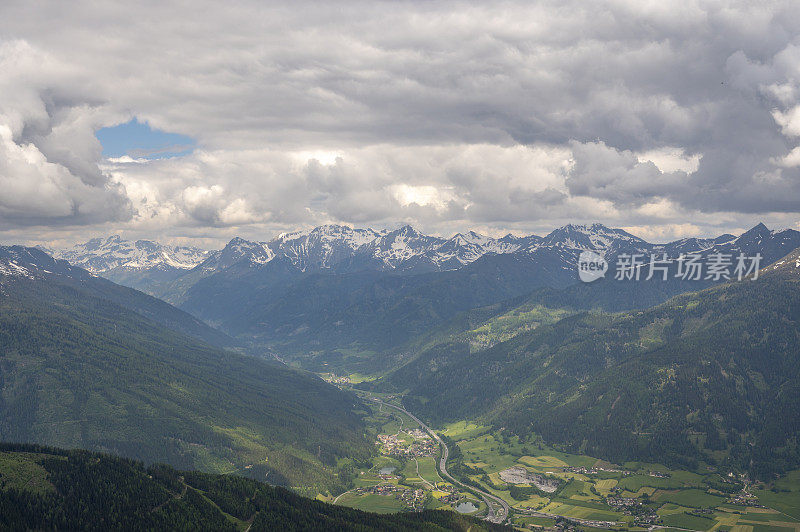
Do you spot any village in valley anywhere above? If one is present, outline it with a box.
[317,372,800,531]
[377,430,438,459]
[319,398,487,517]
[314,391,800,531]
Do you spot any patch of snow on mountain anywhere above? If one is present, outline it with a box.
[0,260,33,278]
[56,236,210,273]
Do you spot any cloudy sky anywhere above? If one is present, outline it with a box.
[1,0,799,248]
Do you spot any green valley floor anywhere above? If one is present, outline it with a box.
[321,384,800,532]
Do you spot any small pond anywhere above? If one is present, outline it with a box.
[454,501,478,513]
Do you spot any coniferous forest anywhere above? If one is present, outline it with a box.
[0,443,507,531]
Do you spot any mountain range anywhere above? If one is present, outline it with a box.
[54,223,800,296]
[50,235,211,292]
[50,223,800,372]
[5,219,800,516]
[56,225,536,281]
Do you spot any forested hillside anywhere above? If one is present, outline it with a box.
[387,249,800,479]
[184,252,577,372]
[0,444,505,531]
[0,246,232,347]
[0,250,372,494]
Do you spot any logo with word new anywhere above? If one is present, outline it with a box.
[577,251,608,283]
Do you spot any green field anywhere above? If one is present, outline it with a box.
[595,478,618,494]
[346,394,800,528]
[336,492,407,513]
[755,489,800,521]
[399,457,440,488]
[464,304,573,347]
[519,455,569,469]
[442,421,490,440]
[655,488,726,508]
[660,511,716,530]
[416,457,442,483]
[755,469,800,520]
[514,515,557,528]
[0,452,57,494]
[542,500,621,521]
[458,434,521,471]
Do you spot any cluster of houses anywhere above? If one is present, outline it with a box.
[356,484,404,496]
[605,496,640,508]
[564,466,631,476]
[376,433,437,458]
[606,495,662,525]
[376,470,398,481]
[398,487,427,510]
[632,513,662,526]
[322,374,352,385]
[727,492,764,507]
[431,483,460,504]
[377,434,402,447]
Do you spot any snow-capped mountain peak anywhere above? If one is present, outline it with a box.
[51,223,800,289]
[0,246,88,283]
[539,223,647,252]
[272,224,383,270]
[54,236,210,274]
[204,237,274,270]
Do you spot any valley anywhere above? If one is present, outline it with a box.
[321,384,800,531]
[55,223,800,374]
[6,4,800,529]
[308,243,800,530]
[4,223,800,531]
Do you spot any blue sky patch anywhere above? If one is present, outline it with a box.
[96,118,195,159]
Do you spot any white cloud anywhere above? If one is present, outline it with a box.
[0,1,799,243]
[0,40,132,227]
[390,184,456,210]
[773,146,800,167]
[772,106,800,137]
[637,147,701,173]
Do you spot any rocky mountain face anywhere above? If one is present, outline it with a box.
[180,222,800,282]
[194,224,531,276]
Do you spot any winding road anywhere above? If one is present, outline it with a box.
[370,397,510,525]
